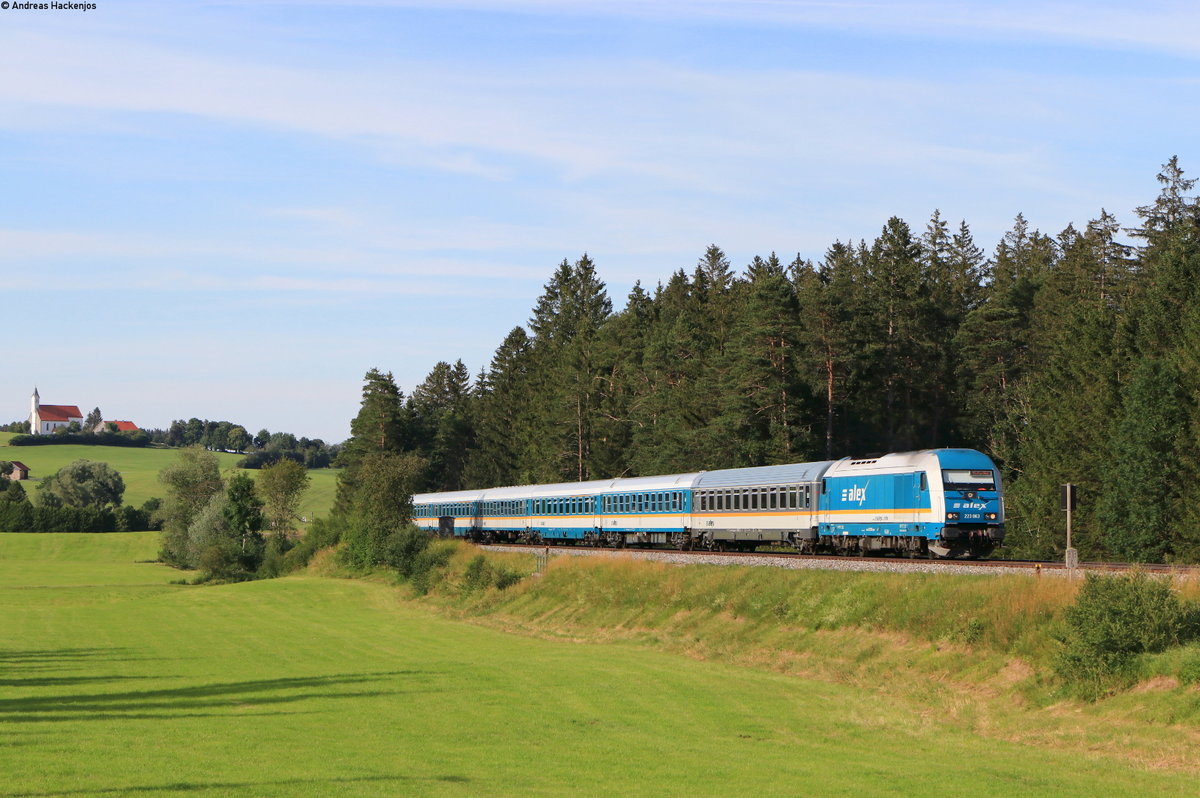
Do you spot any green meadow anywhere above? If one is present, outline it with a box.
[3,533,1198,796]
[0,432,338,522]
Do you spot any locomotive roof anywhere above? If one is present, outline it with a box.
[823,449,995,477]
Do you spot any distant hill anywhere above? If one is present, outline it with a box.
[0,432,338,523]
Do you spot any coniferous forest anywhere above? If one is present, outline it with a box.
[346,158,1200,564]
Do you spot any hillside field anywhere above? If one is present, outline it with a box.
[4,533,1200,796]
[0,432,338,522]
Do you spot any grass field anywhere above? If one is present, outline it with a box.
[0,432,339,522]
[3,533,1198,796]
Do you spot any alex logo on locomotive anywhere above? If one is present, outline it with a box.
[840,485,868,505]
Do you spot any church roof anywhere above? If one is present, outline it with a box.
[38,405,83,422]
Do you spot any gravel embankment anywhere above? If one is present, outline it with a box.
[481,545,1056,577]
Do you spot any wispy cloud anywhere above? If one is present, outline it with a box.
[243,1,1200,58]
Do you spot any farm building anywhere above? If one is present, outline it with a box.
[93,420,140,433]
[4,462,30,481]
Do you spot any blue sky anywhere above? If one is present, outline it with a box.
[3,1,1198,443]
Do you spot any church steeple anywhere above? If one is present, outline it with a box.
[30,388,40,434]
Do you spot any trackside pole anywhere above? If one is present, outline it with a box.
[1061,484,1078,575]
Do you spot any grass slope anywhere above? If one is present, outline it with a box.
[427,551,1200,774]
[2,534,1197,796]
[0,431,338,521]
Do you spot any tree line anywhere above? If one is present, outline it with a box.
[344,158,1200,564]
[3,415,337,470]
[155,420,336,468]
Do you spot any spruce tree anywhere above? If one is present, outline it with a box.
[1097,358,1186,562]
[719,253,811,465]
[1113,158,1200,561]
[1005,218,1130,558]
[335,369,409,517]
[465,327,536,488]
[526,255,613,482]
[631,269,720,474]
[408,360,475,491]
[954,214,1054,459]
[589,282,654,478]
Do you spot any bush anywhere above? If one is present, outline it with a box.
[284,516,344,571]
[1055,572,1199,695]
[384,525,432,577]
[460,553,524,594]
[258,533,296,578]
[408,540,457,595]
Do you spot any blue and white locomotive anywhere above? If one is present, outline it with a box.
[412,449,1004,558]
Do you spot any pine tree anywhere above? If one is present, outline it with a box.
[525,255,613,482]
[1116,158,1200,561]
[859,217,944,450]
[954,214,1055,458]
[335,369,410,516]
[1006,218,1130,558]
[589,282,654,478]
[465,327,536,488]
[408,360,475,491]
[793,242,872,457]
[1097,358,1186,562]
[630,269,720,473]
[719,253,811,465]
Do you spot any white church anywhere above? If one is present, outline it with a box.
[28,388,84,435]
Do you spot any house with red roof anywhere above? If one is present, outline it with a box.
[28,388,84,435]
[94,420,140,433]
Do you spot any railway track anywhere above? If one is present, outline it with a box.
[479,542,1200,577]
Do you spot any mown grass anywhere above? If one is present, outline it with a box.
[415,549,1200,773]
[5,534,1199,796]
[0,431,338,522]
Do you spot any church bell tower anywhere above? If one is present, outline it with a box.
[30,387,40,435]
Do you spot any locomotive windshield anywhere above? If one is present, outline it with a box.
[942,469,996,491]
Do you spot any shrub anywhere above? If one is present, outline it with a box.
[258,533,296,579]
[284,516,344,571]
[1055,572,1198,695]
[384,525,432,576]
[460,553,524,594]
[408,540,456,595]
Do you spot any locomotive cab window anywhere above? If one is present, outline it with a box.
[942,469,996,491]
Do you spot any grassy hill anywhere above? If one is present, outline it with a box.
[0,432,339,522]
[4,533,1198,797]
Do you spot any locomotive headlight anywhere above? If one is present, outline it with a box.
[985,513,997,520]
[964,491,977,499]
[946,513,959,521]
